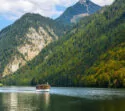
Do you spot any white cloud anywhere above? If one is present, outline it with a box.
[0,0,115,21]
[0,0,78,20]
[91,0,115,6]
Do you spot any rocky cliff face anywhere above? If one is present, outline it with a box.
[3,56,26,77]
[0,13,59,77]
[2,26,58,76]
[18,27,56,61]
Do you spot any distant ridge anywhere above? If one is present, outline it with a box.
[56,0,101,24]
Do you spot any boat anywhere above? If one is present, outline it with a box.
[36,83,50,92]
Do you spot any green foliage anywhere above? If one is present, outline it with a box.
[1,0,125,87]
[84,43,125,88]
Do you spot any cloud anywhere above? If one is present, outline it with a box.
[0,0,78,20]
[91,0,115,6]
[0,0,115,21]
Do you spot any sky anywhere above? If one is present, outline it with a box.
[0,0,115,30]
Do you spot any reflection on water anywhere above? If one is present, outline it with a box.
[36,92,50,111]
[44,92,50,109]
[1,91,50,111]
[0,87,125,111]
[10,93,18,111]
[2,93,18,111]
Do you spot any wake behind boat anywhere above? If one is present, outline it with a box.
[36,83,50,92]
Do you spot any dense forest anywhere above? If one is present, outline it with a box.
[1,0,125,88]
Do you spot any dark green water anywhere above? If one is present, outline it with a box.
[0,87,125,111]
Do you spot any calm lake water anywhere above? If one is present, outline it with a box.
[0,87,125,111]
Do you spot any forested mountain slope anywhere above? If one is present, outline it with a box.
[0,0,101,78]
[0,13,64,77]
[2,0,125,88]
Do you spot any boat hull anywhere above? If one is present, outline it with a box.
[36,89,50,92]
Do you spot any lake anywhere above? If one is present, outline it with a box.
[0,87,125,111]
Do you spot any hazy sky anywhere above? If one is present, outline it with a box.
[0,0,114,30]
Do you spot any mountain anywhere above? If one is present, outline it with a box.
[0,13,65,77]
[56,0,101,24]
[0,0,101,78]
[1,0,125,88]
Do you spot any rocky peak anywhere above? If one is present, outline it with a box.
[79,0,88,4]
[56,0,101,24]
